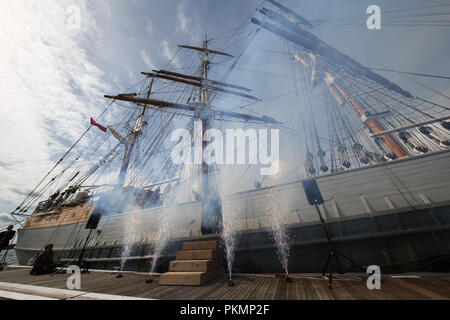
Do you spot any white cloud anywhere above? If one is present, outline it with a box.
[0,213,15,226]
[176,3,191,34]
[0,1,114,213]
[146,20,153,35]
[161,40,180,68]
[140,50,155,70]
[176,1,199,42]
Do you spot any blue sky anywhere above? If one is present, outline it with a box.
[1,0,449,227]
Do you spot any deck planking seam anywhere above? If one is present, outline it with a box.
[0,269,449,300]
[395,279,449,300]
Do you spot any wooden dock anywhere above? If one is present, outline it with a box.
[0,267,448,300]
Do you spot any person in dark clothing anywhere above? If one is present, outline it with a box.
[0,225,16,253]
[201,194,223,235]
[30,244,57,276]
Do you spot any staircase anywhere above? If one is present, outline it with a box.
[159,240,225,286]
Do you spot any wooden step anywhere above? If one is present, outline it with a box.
[176,249,223,260]
[169,259,223,272]
[182,240,221,250]
[159,268,225,286]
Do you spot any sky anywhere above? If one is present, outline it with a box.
[0,0,449,228]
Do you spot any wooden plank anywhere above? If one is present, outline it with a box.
[0,268,449,300]
[395,279,450,300]
[160,268,225,286]
[176,249,223,260]
[183,241,220,250]
[169,259,223,272]
[25,204,93,228]
[160,272,204,286]
[381,277,430,300]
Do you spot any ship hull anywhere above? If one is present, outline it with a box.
[15,150,450,273]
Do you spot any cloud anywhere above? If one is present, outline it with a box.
[140,50,155,70]
[0,1,114,212]
[10,188,39,198]
[176,2,191,34]
[146,20,153,35]
[161,40,180,68]
[0,213,15,226]
[175,1,199,42]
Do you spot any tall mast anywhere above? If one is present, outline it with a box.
[331,80,408,159]
[105,39,280,192]
[117,80,153,187]
[200,35,210,200]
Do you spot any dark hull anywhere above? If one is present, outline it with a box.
[15,150,450,273]
[15,203,450,273]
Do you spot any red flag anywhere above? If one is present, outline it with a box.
[90,118,107,133]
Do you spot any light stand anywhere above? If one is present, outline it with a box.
[76,228,94,273]
[303,179,364,289]
[0,249,9,271]
[51,209,102,277]
[51,228,93,277]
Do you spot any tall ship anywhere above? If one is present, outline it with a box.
[10,1,450,274]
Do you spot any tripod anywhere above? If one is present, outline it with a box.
[51,228,93,277]
[0,249,9,271]
[303,179,364,289]
[313,202,364,288]
[76,228,93,273]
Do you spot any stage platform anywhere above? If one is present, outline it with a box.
[0,266,448,300]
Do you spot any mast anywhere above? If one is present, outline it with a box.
[105,38,280,196]
[200,35,210,200]
[117,80,153,187]
[251,9,412,160]
[176,35,236,200]
[331,80,408,159]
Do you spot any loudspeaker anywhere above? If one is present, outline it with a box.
[86,208,103,230]
[302,179,324,206]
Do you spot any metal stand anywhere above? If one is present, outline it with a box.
[0,249,8,271]
[313,203,364,289]
[51,229,93,277]
[76,228,93,273]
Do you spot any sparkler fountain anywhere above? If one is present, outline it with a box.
[221,195,237,286]
[217,168,238,286]
[265,166,291,281]
[146,206,171,283]
[118,209,141,278]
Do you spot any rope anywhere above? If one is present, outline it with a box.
[368,67,450,81]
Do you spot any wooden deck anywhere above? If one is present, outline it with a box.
[0,267,449,300]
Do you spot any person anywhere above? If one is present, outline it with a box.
[30,244,57,276]
[0,225,16,254]
[201,194,222,235]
